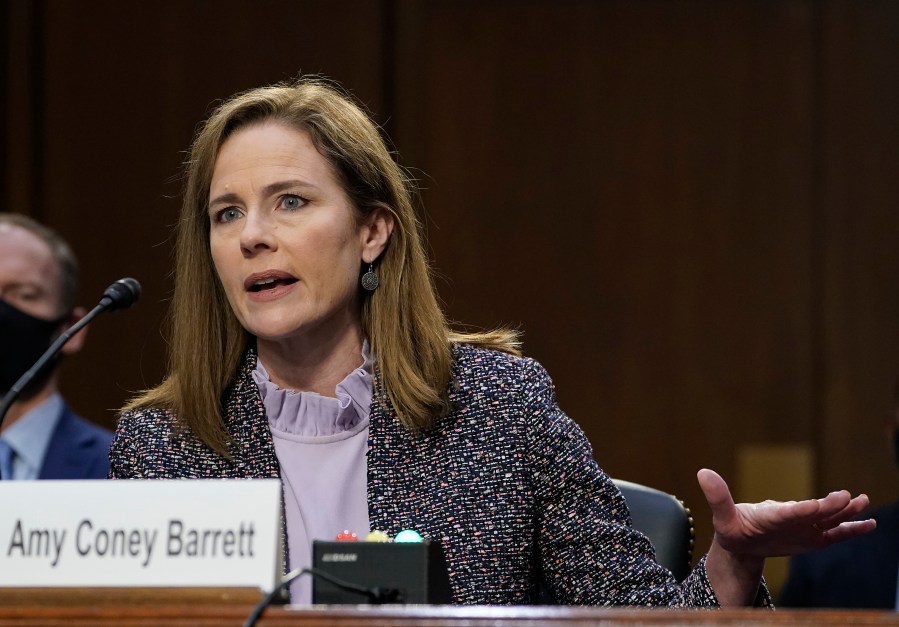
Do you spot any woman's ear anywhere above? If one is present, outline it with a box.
[361,205,396,263]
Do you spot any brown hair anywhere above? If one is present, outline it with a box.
[126,77,520,454]
[0,212,78,315]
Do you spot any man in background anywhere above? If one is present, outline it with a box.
[0,213,112,479]
[779,396,899,609]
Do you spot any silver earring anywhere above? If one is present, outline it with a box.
[361,263,379,291]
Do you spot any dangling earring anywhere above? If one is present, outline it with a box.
[361,263,379,291]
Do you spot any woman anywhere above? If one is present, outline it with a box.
[109,77,873,606]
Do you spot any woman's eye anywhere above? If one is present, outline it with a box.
[216,207,241,223]
[281,194,305,210]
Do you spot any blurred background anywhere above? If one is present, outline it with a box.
[3,0,899,598]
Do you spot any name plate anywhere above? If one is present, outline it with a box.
[0,479,282,590]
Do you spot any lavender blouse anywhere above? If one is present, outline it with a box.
[252,346,372,604]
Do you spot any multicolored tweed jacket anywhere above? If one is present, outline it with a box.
[110,343,762,606]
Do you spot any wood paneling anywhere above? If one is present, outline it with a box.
[819,1,899,502]
[393,0,820,557]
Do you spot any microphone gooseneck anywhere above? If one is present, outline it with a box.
[0,278,142,472]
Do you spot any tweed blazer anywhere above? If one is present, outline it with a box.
[110,343,736,606]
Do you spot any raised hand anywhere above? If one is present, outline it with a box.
[696,468,876,606]
[697,468,876,557]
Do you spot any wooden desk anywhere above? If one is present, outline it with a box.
[1,601,897,627]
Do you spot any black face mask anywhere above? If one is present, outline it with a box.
[0,299,67,399]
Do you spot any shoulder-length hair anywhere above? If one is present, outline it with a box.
[127,77,520,454]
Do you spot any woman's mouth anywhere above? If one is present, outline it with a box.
[244,272,299,300]
[248,276,297,292]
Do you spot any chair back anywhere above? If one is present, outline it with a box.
[612,478,695,581]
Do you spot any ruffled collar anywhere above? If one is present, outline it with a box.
[252,342,373,438]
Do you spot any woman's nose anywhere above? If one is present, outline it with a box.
[239,211,277,256]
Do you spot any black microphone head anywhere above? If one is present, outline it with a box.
[100,277,142,311]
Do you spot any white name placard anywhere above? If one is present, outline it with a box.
[0,479,282,590]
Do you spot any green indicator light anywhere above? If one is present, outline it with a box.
[394,529,424,543]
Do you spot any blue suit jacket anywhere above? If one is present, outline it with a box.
[779,500,899,609]
[39,403,113,479]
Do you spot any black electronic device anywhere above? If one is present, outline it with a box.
[311,540,452,604]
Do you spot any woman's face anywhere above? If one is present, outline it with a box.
[208,121,379,349]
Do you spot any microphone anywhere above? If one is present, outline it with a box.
[99,277,142,312]
[0,277,142,443]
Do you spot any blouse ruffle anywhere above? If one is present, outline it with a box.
[251,342,373,438]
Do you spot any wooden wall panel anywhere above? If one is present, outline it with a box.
[393,0,818,555]
[819,1,899,502]
[2,0,41,231]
